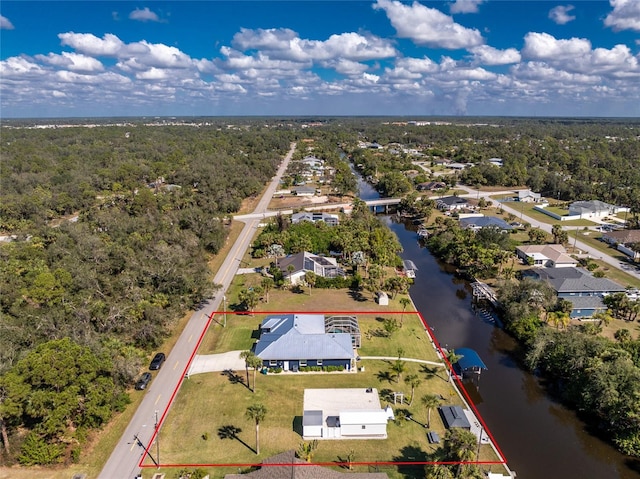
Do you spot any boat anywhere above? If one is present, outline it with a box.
[403,259,418,278]
[417,226,429,239]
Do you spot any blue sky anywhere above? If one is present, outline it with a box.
[1,1,639,118]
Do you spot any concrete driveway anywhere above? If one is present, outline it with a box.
[187,350,246,376]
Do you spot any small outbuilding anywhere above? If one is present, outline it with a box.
[439,405,471,430]
[376,291,389,306]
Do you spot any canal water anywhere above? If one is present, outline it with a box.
[353,165,639,478]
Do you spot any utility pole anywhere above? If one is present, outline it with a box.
[155,410,159,469]
[223,295,227,328]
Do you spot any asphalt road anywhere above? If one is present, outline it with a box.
[456,185,640,281]
[97,142,296,479]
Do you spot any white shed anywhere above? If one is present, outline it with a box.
[302,410,323,438]
[376,291,389,306]
[339,410,388,438]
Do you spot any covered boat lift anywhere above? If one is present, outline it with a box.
[454,348,488,377]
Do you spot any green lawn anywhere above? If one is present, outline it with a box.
[153,284,505,476]
[156,361,499,469]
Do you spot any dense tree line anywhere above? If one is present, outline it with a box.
[426,219,516,280]
[0,122,293,464]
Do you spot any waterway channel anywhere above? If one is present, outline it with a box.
[353,165,639,479]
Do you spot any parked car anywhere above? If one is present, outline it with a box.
[149,352,166,370]
[135,372,152,390]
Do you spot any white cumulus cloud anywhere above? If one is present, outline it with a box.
[373,0,483,49]
[1,15,15,30]
[604,0,640,32]
[129,7,161,23]
[549,5,576,25]
[450,0,485,14]
[59,33,124,57]
[522,32,591,61]
[232,28,396,62]
[470,45,521,65]
[35,52,104,73]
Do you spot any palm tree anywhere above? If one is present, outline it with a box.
[304,271,316,295]
[261,277,274,303]
[445,349,463,383]
[297,439,318,462]
[399,297,411,326]
[247,354,263,393]
[404,374,421,406]
[239,350,253,387]
[421,393,441,428]
[390,359,406,384]
[246,403,267,455]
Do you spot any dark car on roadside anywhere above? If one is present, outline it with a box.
[149,352,166,370]
[135,372,152,390]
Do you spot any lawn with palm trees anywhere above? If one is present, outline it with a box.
[153,289,505,475]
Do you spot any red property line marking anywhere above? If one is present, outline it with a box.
[139,309,507,469]
[139,311,215,469]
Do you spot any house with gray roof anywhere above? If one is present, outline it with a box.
[524,267,626,318]
[278,251,345,285]
[436,196,469,211]
[459,216,513,232]
[568,200,628,219]
[254,314,356,371]
[601,229,640,261]
[517,189,541,203]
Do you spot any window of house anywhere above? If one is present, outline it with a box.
[362,425,366,429]
[299,360,307,367]
[317,359,323,366]
[269,360,277,367]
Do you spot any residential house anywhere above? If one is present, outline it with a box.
[568,200,628,219]
[223,450,389,479]
[488,158,504,167]
[459,216,513,232]
[277,251,345,284]
[517,189,542,203]
[448,162,471,170]
[292,185,316,196]
[291,211,339,226]
[416,181,446,191]
[436,196,469,211]
[516,244,578,268]
[524,267,626,318]
[303,388,389,440]
[601,229,640,261]
[254,314,356,371]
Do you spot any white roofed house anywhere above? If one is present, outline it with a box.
[303,388,389,440]
[291,211,339,226]
[277,251,345,285]
[517,189,541,203]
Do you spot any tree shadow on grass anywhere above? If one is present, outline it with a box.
[420,364,446,382]
[217,425,255,454]
[348,289,368,302]
[392,444,431,479]
[222,369,250,390]
[376,370,397,384]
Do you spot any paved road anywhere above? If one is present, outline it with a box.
[98,142,296,479]
[456,185,640,281]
